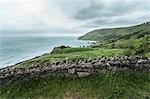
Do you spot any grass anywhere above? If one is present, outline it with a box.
[79,22,150,57]
[78,22,150,42]
[15,48,126,68]
[1,46,149,99]
[0,71,149,99]
[145,52,150,58]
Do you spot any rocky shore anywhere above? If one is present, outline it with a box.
[0,56,150,84]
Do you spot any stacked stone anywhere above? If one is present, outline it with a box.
[0,56,150,84]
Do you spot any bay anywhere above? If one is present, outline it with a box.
[0,37,93,68]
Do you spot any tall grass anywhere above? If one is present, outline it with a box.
[1,71,149,99]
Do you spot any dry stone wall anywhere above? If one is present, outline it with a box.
[0,56,150,84]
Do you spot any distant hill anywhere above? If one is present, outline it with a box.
[78,22,150,43]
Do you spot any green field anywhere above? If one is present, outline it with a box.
[15,48,126,68]
[1,71,149,99]
[79,22,150,56]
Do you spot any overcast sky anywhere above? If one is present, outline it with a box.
[0,0,150,37]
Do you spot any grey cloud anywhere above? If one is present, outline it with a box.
[79,12,150,28]
[69,0,150,29]
[80,18,149,29]
[74,0,150,21]
[1,0,150,37]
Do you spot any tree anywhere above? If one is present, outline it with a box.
[133,35,150,54]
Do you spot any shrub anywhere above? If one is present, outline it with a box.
[133,35,150,54]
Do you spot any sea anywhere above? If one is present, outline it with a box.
[0,37,94,68]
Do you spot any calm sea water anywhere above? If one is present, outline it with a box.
[0,37,93,68]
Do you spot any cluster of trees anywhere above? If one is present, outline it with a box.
[92,34,150,56]
[124,35,150,56]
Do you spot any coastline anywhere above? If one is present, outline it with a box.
[0,47,53,69]
[0,37,96,69]
[1,52,49,69]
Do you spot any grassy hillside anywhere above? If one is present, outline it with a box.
[78,22,150,43]
[1,71,149,99]
[15,47,126,68]
[79,22,150,56]
[1,47,149,99]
